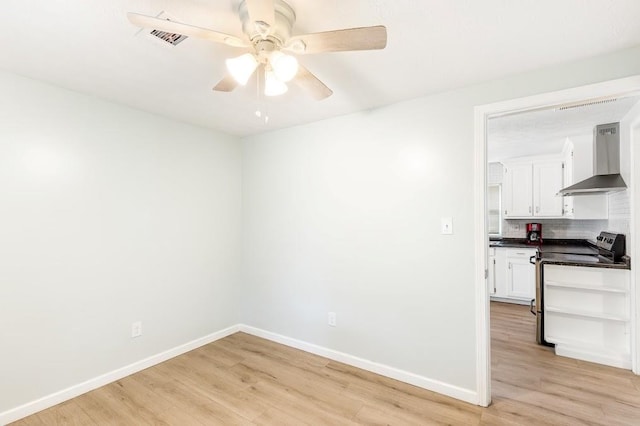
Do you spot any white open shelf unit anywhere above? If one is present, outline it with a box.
[543,264,631,369]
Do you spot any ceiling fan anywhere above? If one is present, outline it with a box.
[128,0,387,100]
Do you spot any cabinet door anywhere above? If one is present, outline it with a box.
[507,255,535,299]
[562,147,574,218]
[503,163,533,218]
[488,255,496,295]
[533,160,564,217]
[494,248,508,298]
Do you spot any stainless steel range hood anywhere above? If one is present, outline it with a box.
[558,122,627,196]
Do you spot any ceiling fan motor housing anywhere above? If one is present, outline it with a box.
[238,0,296,46]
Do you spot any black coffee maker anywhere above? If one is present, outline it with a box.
[526,223,542,243]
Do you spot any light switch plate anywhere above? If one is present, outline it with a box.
[441,217,453,235]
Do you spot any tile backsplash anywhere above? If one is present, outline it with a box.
[501,189,630,243]
[502,219,608,241]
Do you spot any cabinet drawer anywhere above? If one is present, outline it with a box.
[506,248,536,258]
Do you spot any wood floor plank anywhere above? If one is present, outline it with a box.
[130,368,256,425]
[245,379,362,425]
[10,302,640,425]
[33,400,92,426]
[354,403,467,426]
[153,361,272,422]
[250,407,313,426]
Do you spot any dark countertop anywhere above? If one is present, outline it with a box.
[489,238,596,251]
[540,253,631,270]
[490,238,631,270]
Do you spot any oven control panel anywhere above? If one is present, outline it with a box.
[596,232,625,259]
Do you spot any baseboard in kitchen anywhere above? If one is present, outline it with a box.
[0,325,240,425]
[554,344,632,370]
[490,296,531,306]
[238,324,479,405]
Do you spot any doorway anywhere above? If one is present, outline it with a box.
[474,75,640,407]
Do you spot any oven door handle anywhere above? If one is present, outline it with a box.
[530,299,536,316]
[529,255,536,265]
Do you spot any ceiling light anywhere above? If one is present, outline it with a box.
[270,51,299,82]
[264,70,288,96]
[226,53,258,85]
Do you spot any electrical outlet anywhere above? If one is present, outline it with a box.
[328,312,337,327]
[131,321,142,338]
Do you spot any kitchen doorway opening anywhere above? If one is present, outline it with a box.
[474,75,640,407]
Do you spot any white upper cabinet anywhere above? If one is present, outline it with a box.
[503,163,533,217]
[533,160,564,217]
[503,158,564,219]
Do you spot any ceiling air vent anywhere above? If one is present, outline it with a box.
[555,98,617,111]
[149,28,188,46]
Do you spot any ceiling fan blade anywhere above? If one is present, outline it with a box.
[127,12,249,48]
[284,26,387,54]
[292,65,333,100]
[245,0,275,36]
[212,73,239,92]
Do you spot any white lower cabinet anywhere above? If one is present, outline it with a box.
[543,265,631,369]
[488,248,496,295]
[490,247,534,303]
[506,249,536,300]
[489,248,508,297]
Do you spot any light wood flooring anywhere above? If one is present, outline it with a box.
[11,302,640,425]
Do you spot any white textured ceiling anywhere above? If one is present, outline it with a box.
[488,95,640,161]
[2,0,640,136]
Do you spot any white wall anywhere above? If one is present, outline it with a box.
[0,71,242,413]
[241,45,640,395]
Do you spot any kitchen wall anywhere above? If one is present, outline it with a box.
[242,46,640,397]
[0,71,243,414]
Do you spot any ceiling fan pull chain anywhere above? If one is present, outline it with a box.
[254,66,268,124]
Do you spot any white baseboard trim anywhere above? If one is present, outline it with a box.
[238,324,479,405]
[0,325,240,425]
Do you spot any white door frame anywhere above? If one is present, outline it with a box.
[626,102,640,375]
[474,75,640,407]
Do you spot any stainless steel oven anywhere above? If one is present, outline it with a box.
[532,252,552,346]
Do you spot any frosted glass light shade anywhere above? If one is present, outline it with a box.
[270,51,299,82]
[264,70,288,96]
[226,53,258,85]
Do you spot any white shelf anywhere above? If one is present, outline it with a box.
[544,280,628,294]
[545,306,629,322]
